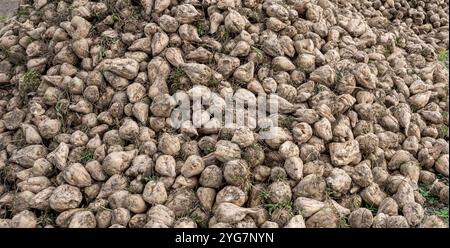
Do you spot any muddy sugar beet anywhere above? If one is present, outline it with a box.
[0,0,448,228]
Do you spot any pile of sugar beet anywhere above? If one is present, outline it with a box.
[0,0,449,228]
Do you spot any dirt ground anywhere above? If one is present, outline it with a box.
[0,0,19,28]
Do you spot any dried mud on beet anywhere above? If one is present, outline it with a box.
[0,0,449,228]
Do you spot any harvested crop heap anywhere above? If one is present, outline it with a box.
[0,0,449,228]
